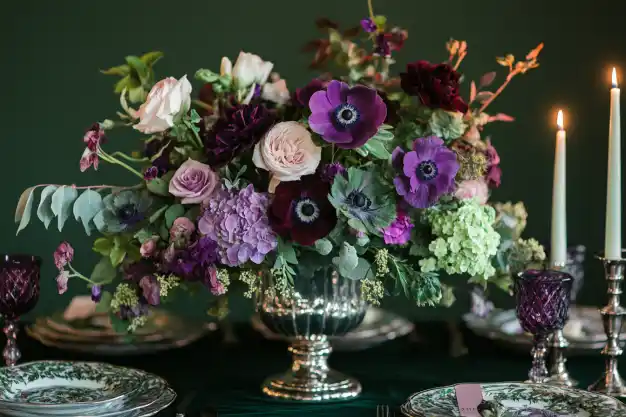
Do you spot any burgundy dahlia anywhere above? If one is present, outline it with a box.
[203,103,275,168]
[269,175,337,246]
[294,78,329,108]
[400,60,468,113]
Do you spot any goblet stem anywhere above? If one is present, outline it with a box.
[2,318,21,367]
[528,334,549,383]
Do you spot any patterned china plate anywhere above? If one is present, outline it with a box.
[400,382,626,416]
[1,372,171,417]
[0,361,142,412]
[251,306,414,350]
[463,306,626,354]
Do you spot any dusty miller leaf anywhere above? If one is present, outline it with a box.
[37,185,58,229]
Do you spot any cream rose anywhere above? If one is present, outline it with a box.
[455,179,489,204]
[253,121,321,192]
[230,52,273,87]
[133,75,192,134]
[262,79,290,105]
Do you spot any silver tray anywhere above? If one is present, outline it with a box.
[463,305,626,355]
[252,306,414,351]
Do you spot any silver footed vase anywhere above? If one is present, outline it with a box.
[257,268,367,401]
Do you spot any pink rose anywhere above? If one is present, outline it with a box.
[140,238,158,258]
[133,76,192,134]
[54,241,74,270]
[252,121,321,192]
[455,179,489,204]
[169,158,220,204]
[56,270,69,295]
[170,217,196,241]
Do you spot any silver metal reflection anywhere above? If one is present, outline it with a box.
[588,254,626,397]
[257,270,367,401]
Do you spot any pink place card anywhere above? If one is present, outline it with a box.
[455,384,484,417]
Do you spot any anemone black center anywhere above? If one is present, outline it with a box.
[348,191,370,209]
[300,203,315,217]
[417,160,438,181]
[333,104,359,129]
[118,204,137,220]
[340,109,354,120]
[294,198,320,224]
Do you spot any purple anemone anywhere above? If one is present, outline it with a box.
[392,136,459,208]
[308,80,386,149]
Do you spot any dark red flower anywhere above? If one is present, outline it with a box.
[269,175,337,246]
[400,60,468,113]
[202,103,275,168]
[294,79,329,107]
[83,123,106,151]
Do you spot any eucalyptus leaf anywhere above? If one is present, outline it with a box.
[90,257,117,285]
[73,190,104,236]
[51,186,78,232]
[146,178,170,196]
[164,204,185,228]
[314,238,333,255]
[36,185,58,230]
[332,242,358,277]
[14,186,36,235]
[93,211,106,233]
[345,257,374,281]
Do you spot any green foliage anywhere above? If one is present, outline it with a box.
[164,204,185,228]
[101,51,164,103]
[388,254,443,307]
[146,178,170,197]
[362,127,394,160]
[36,185,58,229]
[332,242,358,277]
[134,229,155,244]
[14,186,35,235]
[90,257,117,285]
[51,186,78,232]
[93,237,114,256]
[73,190,104,235]
[314,238,333,255]
[95,291,113,314]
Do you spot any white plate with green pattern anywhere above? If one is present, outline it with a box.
[400,382,626,417]
[2,371,173,417]
[0,361,143,413]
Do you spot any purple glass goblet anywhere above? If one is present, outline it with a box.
[514,269,572,384]
[0,254,41,366]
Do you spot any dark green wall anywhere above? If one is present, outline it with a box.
[2,0,626,320]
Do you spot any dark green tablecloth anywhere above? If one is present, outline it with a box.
[15,322,616,416]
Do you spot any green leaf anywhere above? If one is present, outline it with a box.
[109,313,129,335]
[139,51,164,67]
[345,257,374,281]
[146,178,170,197]
[371,126,395,142]
[125,56,148,82]
[159,222,169,240]
[189,109,201,124]
[363,139,391,159]
[114,75,133,94]
[100,65,130,76]
[110,246,126,267]
[50,186,78,232]
[72,189,104,236]
[150,205,169,224]
[93,237,114,256]
[90,257,117,285]
[37,185,58,229]
[373,15,387,28]
[165,204,185,228]
[134,229,154,244]
[184,206,200,221]
[347,218,367,233]
[314,238,333,255]
[15,186,36,235]
[128,86,146,103]
[355,147,369,157]
[332,242,359,277]
[93,211,106,233]
[195,69,220,83]
[95,291,113,314]
[277,238,298,264]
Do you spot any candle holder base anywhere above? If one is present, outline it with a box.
[588,368,626,397]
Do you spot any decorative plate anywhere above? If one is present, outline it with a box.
[463,306,626,354]
[1,372,170,417]
[251,306,414,350]
[0,361,142,411]
[401,382,626,417]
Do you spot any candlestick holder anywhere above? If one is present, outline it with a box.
[545,261,578,387]
[588,253,626,397]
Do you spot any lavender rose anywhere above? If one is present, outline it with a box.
[169,158,220,204]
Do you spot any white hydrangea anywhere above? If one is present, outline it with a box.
[421,199,501,280]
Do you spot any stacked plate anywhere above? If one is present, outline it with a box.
[252,306,414,350]
[0,361,175,417]
[27,309,216,355]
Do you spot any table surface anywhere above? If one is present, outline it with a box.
[14,320,620,417]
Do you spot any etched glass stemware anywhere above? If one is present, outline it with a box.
[514,269,572,383]
[0,254,41,366]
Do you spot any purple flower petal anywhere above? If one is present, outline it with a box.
[326,80,349,107]
[402,151,420,178]
[309,90,333,113]
[393,176,410,196]
[391,147,406,171]
[405,186,430,208]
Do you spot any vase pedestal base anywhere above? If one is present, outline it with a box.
[261,369,361,402]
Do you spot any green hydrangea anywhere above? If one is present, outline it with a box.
[329,167,396,235]
[508,238,546,275]
[428,109,467,143]
[419,199,501,280]
[494,201,528,241]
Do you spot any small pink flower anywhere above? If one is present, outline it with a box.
[139,276,161,306]
[169,159,220,204]
[205,266,225,296]
[140,238,158,258]
[162,244,176,264]
[83,123,106,151]
[79,148,99,172]
[170,217,196,242]
[382,211,414,245]
[54,241,74,270]
[56,270,69,295]
[455,179,490,204]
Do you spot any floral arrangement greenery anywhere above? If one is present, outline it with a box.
[14,2,544,331]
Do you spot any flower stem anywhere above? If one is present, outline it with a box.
[367,0,375,20]
[110,152,149,163]
[67,263,98,285]
[99,151,144,180]
[477,71,517,114]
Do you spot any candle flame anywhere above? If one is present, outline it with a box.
[557,110,564,130]
[612,68,618,88]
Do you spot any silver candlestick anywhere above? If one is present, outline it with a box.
[588,254,626,397]
[546,261,577,387]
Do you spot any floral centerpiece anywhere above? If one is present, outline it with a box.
[14,2,544,331]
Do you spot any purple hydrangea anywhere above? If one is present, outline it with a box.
[198,185,278,266]
[308,80,387,149]
[382,211,414,245]
[392,136,459,208]
[167,236,219,280]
